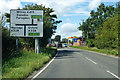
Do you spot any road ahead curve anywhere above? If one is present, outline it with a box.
[34,47,119,79]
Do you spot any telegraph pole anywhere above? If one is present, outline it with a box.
[68,39,69,47]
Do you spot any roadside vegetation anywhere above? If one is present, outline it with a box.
[70,46,118,56]
[1,4,60,79]
[2,47,57,79]
[78,2,120,56]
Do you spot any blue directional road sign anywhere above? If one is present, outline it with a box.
[74,38,77,42]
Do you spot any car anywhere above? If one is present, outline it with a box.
[58,43,62,48]
[49,44,53,47]
[63,44,67,47]
[53,43,56,47]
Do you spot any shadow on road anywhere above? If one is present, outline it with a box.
[55,49,82,59]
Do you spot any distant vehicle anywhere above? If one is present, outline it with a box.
[58,43,62,48]
[63,44,67,47]
[53,44,56,47]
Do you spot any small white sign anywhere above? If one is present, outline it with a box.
[10,10,43,37]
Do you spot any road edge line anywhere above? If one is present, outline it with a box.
[31,52,58,80]
[106,70,120,79]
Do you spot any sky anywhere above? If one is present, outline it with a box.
[0,0,119,39]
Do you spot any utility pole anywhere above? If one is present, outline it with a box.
[68,39,69,47]
[82,36,83,46]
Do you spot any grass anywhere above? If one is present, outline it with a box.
[2,47,57,79]
[70,46,118,56]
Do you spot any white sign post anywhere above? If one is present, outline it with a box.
[10,10,43,53]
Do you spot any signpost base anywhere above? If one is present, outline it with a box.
[35,38,40,54]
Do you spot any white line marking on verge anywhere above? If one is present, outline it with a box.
[31,53,58,80]
[107,70,120,79]
[85,57,97,64]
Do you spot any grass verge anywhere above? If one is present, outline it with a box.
[70,46,118,56]
[2,47,57,79]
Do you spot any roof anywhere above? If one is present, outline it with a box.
[77,36,86,39]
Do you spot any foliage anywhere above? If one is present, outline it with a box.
[79,2,119,49]
[4,4,62,49]
[62,38,68,43]
[22,4,62,47]
[86,39,94,47]
[54,35,61,42]
[2,4,61,60]
[2,27,16,59]
[70,46,118,56]
[2,47,57,79]
[95,15,118,49]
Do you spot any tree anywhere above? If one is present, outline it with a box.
[23,4,62,47]
[4,4,62,48]
[78,3,118,47]
[62,38,68,43]
[95,15,118,49]
[2,4,62,60]
[54,35,61,42]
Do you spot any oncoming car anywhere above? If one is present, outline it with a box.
[62,44,67,47]
[58,43,62,48]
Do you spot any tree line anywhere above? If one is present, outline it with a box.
[2,4,62,60]
[79,2,120,49]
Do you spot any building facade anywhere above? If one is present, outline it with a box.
[73,36,86,46]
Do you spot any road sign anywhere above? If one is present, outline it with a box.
[74,38,77,42]
[10,10,43,37]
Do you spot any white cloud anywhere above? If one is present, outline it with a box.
[88,0,101,10]
[1,0,118,16]
[101,0,119,2]
[20,0,119,2]
[21,0,118,17]
[52,23,82,39]
[21,0,89,17]
[0,0,22,14]
[66,8,90,17]
[1,0,118,39]
[61,23,78,32]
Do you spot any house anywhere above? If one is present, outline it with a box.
[73,36,86,46]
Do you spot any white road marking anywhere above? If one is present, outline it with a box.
[31,53,58,80]
[107,70,120,79]
[85,57,97,64]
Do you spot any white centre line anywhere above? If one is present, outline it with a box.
[31,53,58,80]
[85,57,97,64]
[107,70,120,79]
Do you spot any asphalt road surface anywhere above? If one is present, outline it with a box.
[35,47,119,79]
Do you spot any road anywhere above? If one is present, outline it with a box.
[34,47,119,79]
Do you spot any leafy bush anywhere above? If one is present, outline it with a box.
[95,15,118,49]
[70,46,118,56]
[87,39,94,47]
[94,37,105,49]
[2,27,16,60]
